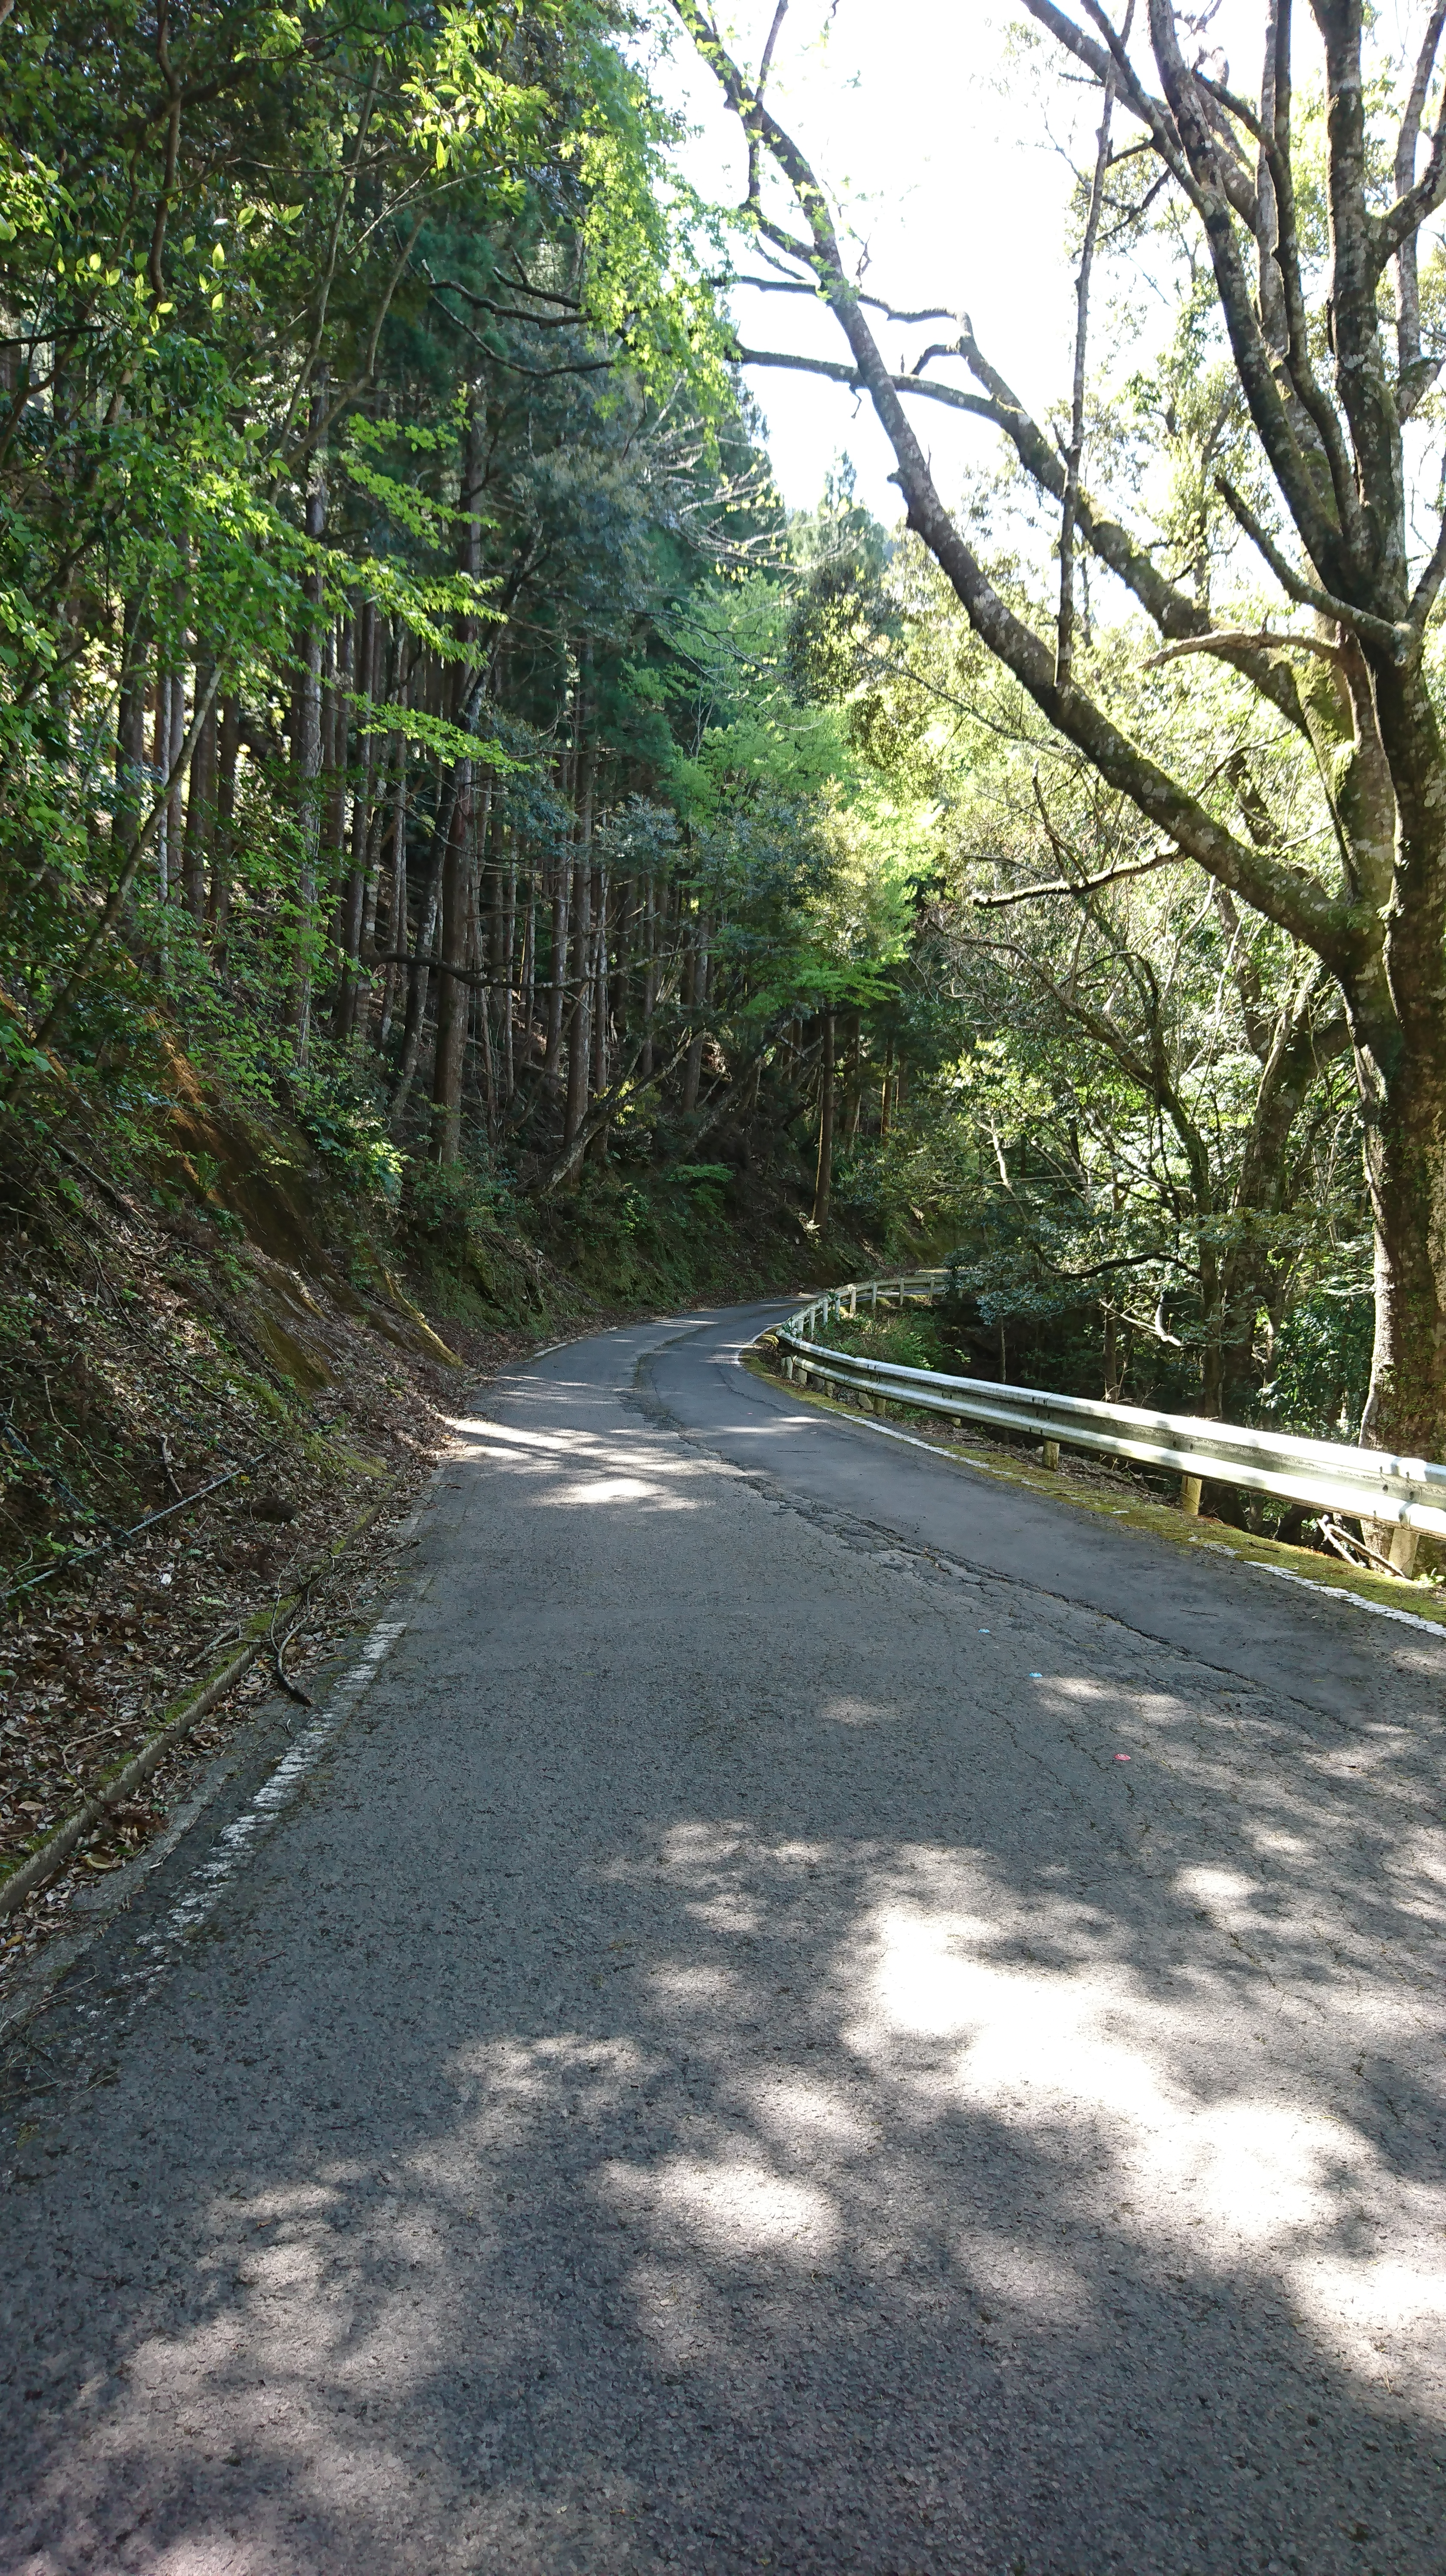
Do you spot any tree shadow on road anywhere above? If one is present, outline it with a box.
[5,1416,1446,2575]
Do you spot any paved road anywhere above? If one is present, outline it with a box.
[3,1300,1446,2575]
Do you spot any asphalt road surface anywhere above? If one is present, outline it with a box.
[4,1299,1446,2576]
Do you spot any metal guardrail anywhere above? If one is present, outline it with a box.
[771,1273,1446,1539]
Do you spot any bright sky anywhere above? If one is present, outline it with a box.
[652,2,1080,519]
[646,2,1354,524]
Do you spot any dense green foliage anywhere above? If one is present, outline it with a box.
[665,0,1446,1559]
[806,530,1373,1449]
[0,0,917,1274]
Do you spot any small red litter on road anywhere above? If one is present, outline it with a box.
[1115,1753,1131,1762]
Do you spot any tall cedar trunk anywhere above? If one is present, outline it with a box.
[115,597,149,855]
[844,1009,862,1143]
[390,761,444,1113]
[358,740,396,988]
[607,874,631,1114]
[181,673,215,923]
[588,868,610,1163]
[431,785,473,1163]
[151,670,173,909]
[738,1053,762,1164]
[544,849,569,1082]
[151,674,169,908]
[432,400,488,1141]
[391,626,490,1127]
[317,619,348,986]
[359,627,403,988]
[640,874,656,1079]
[681,914,708,1113]
[393,766,485,1132]
[501,834,517,1106]
[372,662,411,1046]
[333,604,378,1041]
[812,1006,835,1232]
[522,864,537,1072]
[469,843,494,1132]
[377,771,408,1051]
[207,695,240,951]
[290,425,327,1062]
[563,831,592,1146]
[591,868,609,1094]
[544,660,575,1086]
[485,825,502,1083]
[564,650,595,1150]
[161,576,187,916]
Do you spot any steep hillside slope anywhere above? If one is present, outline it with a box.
[0,1058,845,1973]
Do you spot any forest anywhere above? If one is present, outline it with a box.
[4,0,1446,1630]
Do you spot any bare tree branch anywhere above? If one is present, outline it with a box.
[972,850,1185,906]
[757,0,788,96]
[739,324,1310,730]
[1391,0,1446,405]
[732,341,997,419]
[670,0,1361,973]
[1409,490,1446,633]
[1214,476,1407,657]
[1195,57,1362,538]
[726,273,961,323]
[1020,0,1198,204]
[1144,628,1350,672]
[1058,34,1120,685]
[1375,21,1446,268]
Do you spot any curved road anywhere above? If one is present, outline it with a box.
[4,1300,1446,2574]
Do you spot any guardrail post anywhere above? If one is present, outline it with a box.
[1369,1517,1419,1577]
[1180,1473,1202,1517]
[1042,1440,1060,1472]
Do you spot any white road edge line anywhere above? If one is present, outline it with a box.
[134,1616,409,1974]
[742,1348,1446,1646]
[1248,1560,1446,1637]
